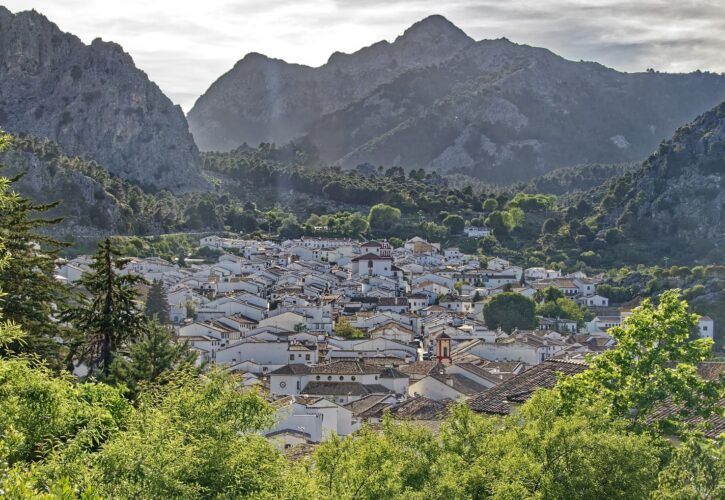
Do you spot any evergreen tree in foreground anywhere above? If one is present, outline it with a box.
[0,133,70,366]
[110,321,197,397]
[62,238,148,377]
[144,278,171,324]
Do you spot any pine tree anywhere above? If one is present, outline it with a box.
[0,162,27,351]
[110,321,197,397]
[0,135,70,366]
[144,279,170,324]
[62,238,148,377]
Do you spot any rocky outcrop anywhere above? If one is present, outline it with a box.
[0,7,206,192]
[189,15,725,183]
[602,101,725,248]
[1,144,125,240]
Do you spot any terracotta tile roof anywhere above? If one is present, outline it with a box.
[468,359,588,415]
[344,394,392,415]
[379,367,409,379]
[265,429,312,440]
[270,364,312,375]
[283,443,316,461]
[378,297,409,306]
[456,362,508,384]
[358,401,393,419]
[312,360,382,375]
[352,253,392,262]
[646,397,725,439]
[646,362,725,439]
[301,381,373,396]
[699,362,725,381]
[430,373,487,395]
[390,396,449,420]
[398,361,441,377]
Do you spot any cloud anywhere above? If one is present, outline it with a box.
[4,0,724,110]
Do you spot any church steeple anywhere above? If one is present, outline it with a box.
[380,239,391,258]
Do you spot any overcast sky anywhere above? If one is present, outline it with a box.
[5,0,725,111]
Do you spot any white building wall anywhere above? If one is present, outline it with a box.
[409,377,462,401]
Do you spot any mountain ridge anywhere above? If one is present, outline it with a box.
[186,15,476,152]
[0,7,207,192]
[188,15,725,183]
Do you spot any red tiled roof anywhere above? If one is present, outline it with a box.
[468,359,588,414]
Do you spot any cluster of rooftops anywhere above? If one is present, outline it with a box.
[55,234,719,446]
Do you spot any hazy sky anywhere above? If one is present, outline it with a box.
[5,0,725,111]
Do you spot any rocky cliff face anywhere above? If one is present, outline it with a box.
[603,101,725,250]
[0,7,206,192]
[1,144,124,240]
[188,15,725,183]
[187,15,474,151]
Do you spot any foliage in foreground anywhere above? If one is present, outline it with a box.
[2,291,722,499]
[2,359,721,499]
[0,366,281,499]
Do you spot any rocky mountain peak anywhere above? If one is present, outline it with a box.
[395,14,473,46]
[188,13,725,178]
[0,8,206,192]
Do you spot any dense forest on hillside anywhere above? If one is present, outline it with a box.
[520,162,638,196]
[5,130,724,272]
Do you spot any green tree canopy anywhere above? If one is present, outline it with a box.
[558,290,721,433]
[335,318,366,339]
[109,322,197,398]
[483,292,537,333]
[442,214,465,234]
[0,134,70,366]
[536,297,593,327]
[482,198,498,212]
[367,203,401,234]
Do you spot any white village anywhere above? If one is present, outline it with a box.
[56,234,716,450]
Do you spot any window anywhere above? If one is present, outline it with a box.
[279,381,287,388]
[351,376,356,381]
[316,375,321,380]
[305,354,311,361]
[339,376,344,381]
[289,354,294,361]
[328,376,332,381]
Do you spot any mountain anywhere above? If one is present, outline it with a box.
[597,100,725,256]
[0,7,206,192]
[188,15,725,183]
[1,134,214,241]
[187,15,474,151]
